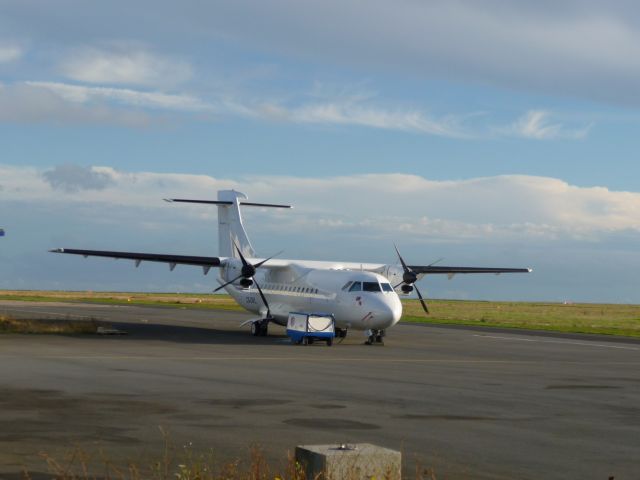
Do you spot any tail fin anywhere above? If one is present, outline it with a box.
[165,190,290,259]
[217,190,254,259]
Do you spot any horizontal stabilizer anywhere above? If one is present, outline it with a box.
[165,198,291,208]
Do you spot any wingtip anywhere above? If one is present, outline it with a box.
[49,248,64,253]
[163,198,173,203]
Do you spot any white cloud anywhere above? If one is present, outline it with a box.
[26,81,209,112]
[263,102,468,138]
[42,164,116,192]
[0,82,153,127]
[6,81,470,137]
[0,81,591,140]
[3,2,640,105]
[60,46,193,87]
[3,165,640,241]
[504,110,591,140]
[200,0,640,106]
[0,43,22,63]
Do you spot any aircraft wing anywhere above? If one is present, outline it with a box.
[49,248,222,274]
[408,265,531,274]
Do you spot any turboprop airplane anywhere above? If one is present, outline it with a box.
[50,190,531,344]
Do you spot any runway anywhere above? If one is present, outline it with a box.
[1,301,639,479]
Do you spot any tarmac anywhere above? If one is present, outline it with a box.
[0,300,639,479]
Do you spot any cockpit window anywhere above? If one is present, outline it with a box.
[362,282,381,292]
[341,281,353,291]
[348,281,362,292]
[381,283,393,292]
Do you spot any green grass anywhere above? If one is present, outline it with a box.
[403,299,640,338]
[2,290,640,338]
[0,313,99,334]
[0,290,245,311]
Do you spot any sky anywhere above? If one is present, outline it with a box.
[1,0,640,303]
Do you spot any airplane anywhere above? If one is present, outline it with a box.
[50,190,531,344]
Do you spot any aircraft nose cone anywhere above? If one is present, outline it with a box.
[370,295,403,329]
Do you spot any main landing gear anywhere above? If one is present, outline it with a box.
[251,319,270,336]
[364,329,385,346]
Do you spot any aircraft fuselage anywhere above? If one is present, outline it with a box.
[222,261,403,331]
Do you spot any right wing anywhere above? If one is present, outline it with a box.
[408,265,532,275]
[49,248,223,274]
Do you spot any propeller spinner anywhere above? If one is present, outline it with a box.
[393,244,430,315]
[214,243,281,319]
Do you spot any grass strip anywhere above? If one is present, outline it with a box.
[1,290,639,338]
[0,314,99,334]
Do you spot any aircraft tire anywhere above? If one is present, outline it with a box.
[260,321,269,336]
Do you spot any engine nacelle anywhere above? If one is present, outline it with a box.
[385,265,405,287]
[401,284,414,294]
[240,278,254,288]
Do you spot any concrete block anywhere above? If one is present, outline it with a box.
[295,443,401,480]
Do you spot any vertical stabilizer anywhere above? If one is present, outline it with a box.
[217,190,255,259]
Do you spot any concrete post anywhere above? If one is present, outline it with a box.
[295,443,401,480]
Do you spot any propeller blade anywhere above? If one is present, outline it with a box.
[428,257,444,267]
[254,250,283,269]
[393,244,410,272]
[394,281,404,289]
[233,241,250,267]
[252,277,271,318]
[414,284,429,315]
[213,274,243,292]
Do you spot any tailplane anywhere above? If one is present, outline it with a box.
[165,190,290,258]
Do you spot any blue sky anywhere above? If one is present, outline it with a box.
[1,1,640,302]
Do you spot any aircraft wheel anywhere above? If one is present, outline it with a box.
[327,338,333,346]
[259,321,269,336]
[251,322,260,336]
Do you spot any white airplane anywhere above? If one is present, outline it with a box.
[50,190,531,344]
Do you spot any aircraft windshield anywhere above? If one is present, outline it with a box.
[362,282,381,292]
[381,283,393,292]
[348,282,362,292]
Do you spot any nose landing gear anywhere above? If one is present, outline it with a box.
[364,329,385,345]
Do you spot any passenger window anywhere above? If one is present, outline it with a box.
[349,282,362,292]
[381,283,393,292]
[363,282,381,292]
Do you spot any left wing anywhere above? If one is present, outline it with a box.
[408,265,531,275]
[49,248,222,274]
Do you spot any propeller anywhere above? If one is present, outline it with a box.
[393,244,430,315]
[214,243,281,319]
